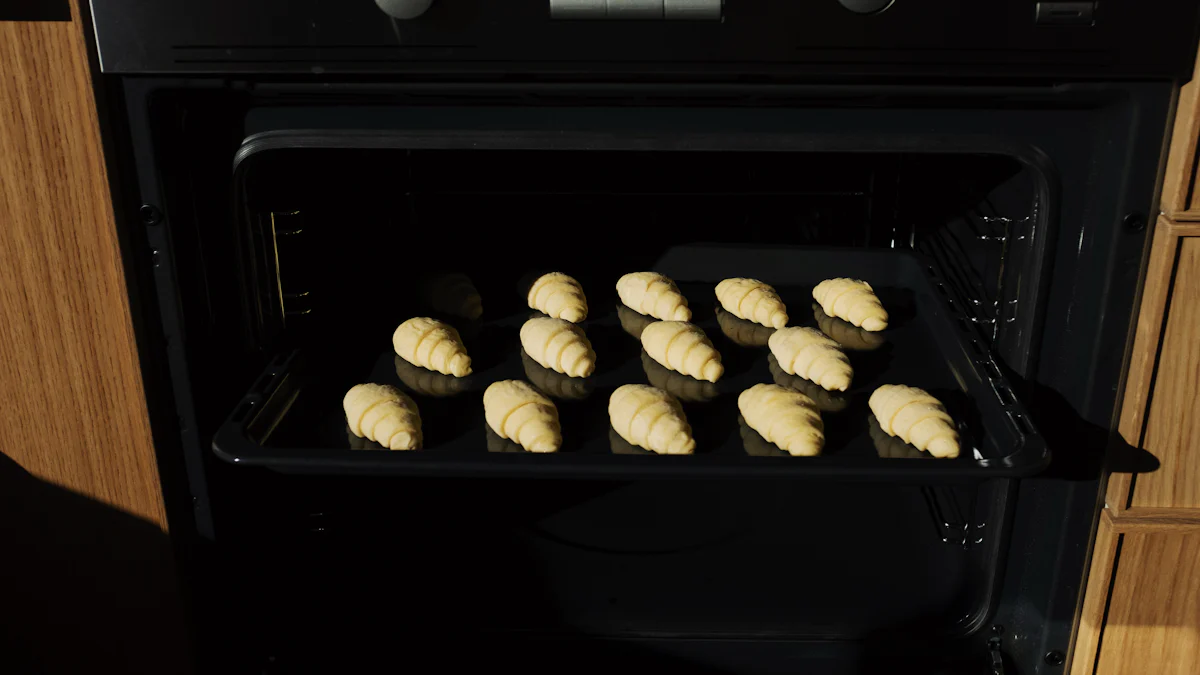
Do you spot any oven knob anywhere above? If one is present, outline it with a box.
[838,0,894,14]
[375,0,435,19]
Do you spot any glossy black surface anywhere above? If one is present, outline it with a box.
[214,247,1046,478]
[90,0,1200,79]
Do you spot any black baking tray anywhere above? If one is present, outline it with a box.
[213,246,1049,479]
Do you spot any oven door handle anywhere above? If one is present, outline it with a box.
[550,0,723,20]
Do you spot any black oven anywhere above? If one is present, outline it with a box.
[87,2,1200,673]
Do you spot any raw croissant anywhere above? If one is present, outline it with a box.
[484,380,562,453]
[609,384,696,455]
[640,321,724,383]
[737,383,824,457]
[768,326,853,392]
[813,278,888,332]
[617,302,656,340]
[641,350,718,403]
[813,304,886,351]
[393,317,472,377]
[868,414,927,459]
[715,278,788,329]
[520,317,596,378]
[343,383,422,451]
[485,425,524,454]
[609,426,652,455]
[394,355,469,398]
[767,354,849,413]
[616,272,692,322]
[528,272,588,323]
[424,272,482,320]
[715,306,775,347]
[522,350,592,400]
[738,414,787,457]
[868,384,960,459]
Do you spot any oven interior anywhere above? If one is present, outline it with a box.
[143,98,1056,671]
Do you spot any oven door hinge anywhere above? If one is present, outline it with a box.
[988,635,1006,675]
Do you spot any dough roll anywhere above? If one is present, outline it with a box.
[868,384,960,458]
[608,384,696,455]
[393,317,472,377]
[616,272,691,322]
[394,355,468,398]
[737,383,824,457]
[484,380,562,453]
[715,306,775,347]
[813,303,885,351]
[715,278,788,329]
[520,317,596,378]
[528,272,588,323]
[641,350,718,403]
[812,278,888,332]
[640,321,724,383]
[767,326,853,392]
[343,383,422,451]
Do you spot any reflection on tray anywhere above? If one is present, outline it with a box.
[485,425,526,454]
[609,426,653,455]
[394,355,471,398]
[737,414,790,458]
[868,414,930,459]
[767,353,849,413]
[522,350,593,400]
[347,425,387,451]
[422,272,483,320]
[715,306,775,347]
[813,303,885,351]
[617,302,656,340]
[641,350,718,402]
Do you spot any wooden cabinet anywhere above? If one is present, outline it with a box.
[1072,62,1200,672]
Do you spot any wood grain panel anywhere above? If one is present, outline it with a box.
[0,9,165,526]
[1163,53,1200,216]
[1069,510,1120,675]
[1134,237,1200,509]
[1094,532,1200,675]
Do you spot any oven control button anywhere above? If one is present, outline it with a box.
[375,0,435,19]
[664,0,722,20]
[837,0,894,14]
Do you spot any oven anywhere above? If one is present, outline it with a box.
[87,1,1200,673]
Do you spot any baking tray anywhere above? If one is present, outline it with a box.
[213,246,1049,479]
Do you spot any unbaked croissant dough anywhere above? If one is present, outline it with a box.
[715,278,789,329]
[813,278,888,332]
[768,326,853,392]
[641,350,718,403]
[738,414,788,457]
[813,304,885,351]
[393,317,472,377]
[484,380,562,453]
[608,384,696,455]
[485,425,524,454]
[343,383,422,451]
[737,383,824,457]
[520,317,596,378]
[616,272,692,322]
[528,272,588,323]
[767,354,848,413]
[617,303,656,340]
[868,414,926,459]
[715,306,775,347]
[868,384,960,458]
[522,350,592,400]
[395,355,469,398]
[609,426,652,455]
[424,273,482,320]
[640,321,724,383]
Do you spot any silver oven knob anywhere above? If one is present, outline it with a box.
[376,0,435,19]
[837,0,894,14]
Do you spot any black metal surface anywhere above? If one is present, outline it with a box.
[89,0,1200,79]
[213,246,1047,479]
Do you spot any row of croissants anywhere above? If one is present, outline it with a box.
[345,271,961,458]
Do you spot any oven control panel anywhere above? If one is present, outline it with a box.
[91,0,1199,80]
